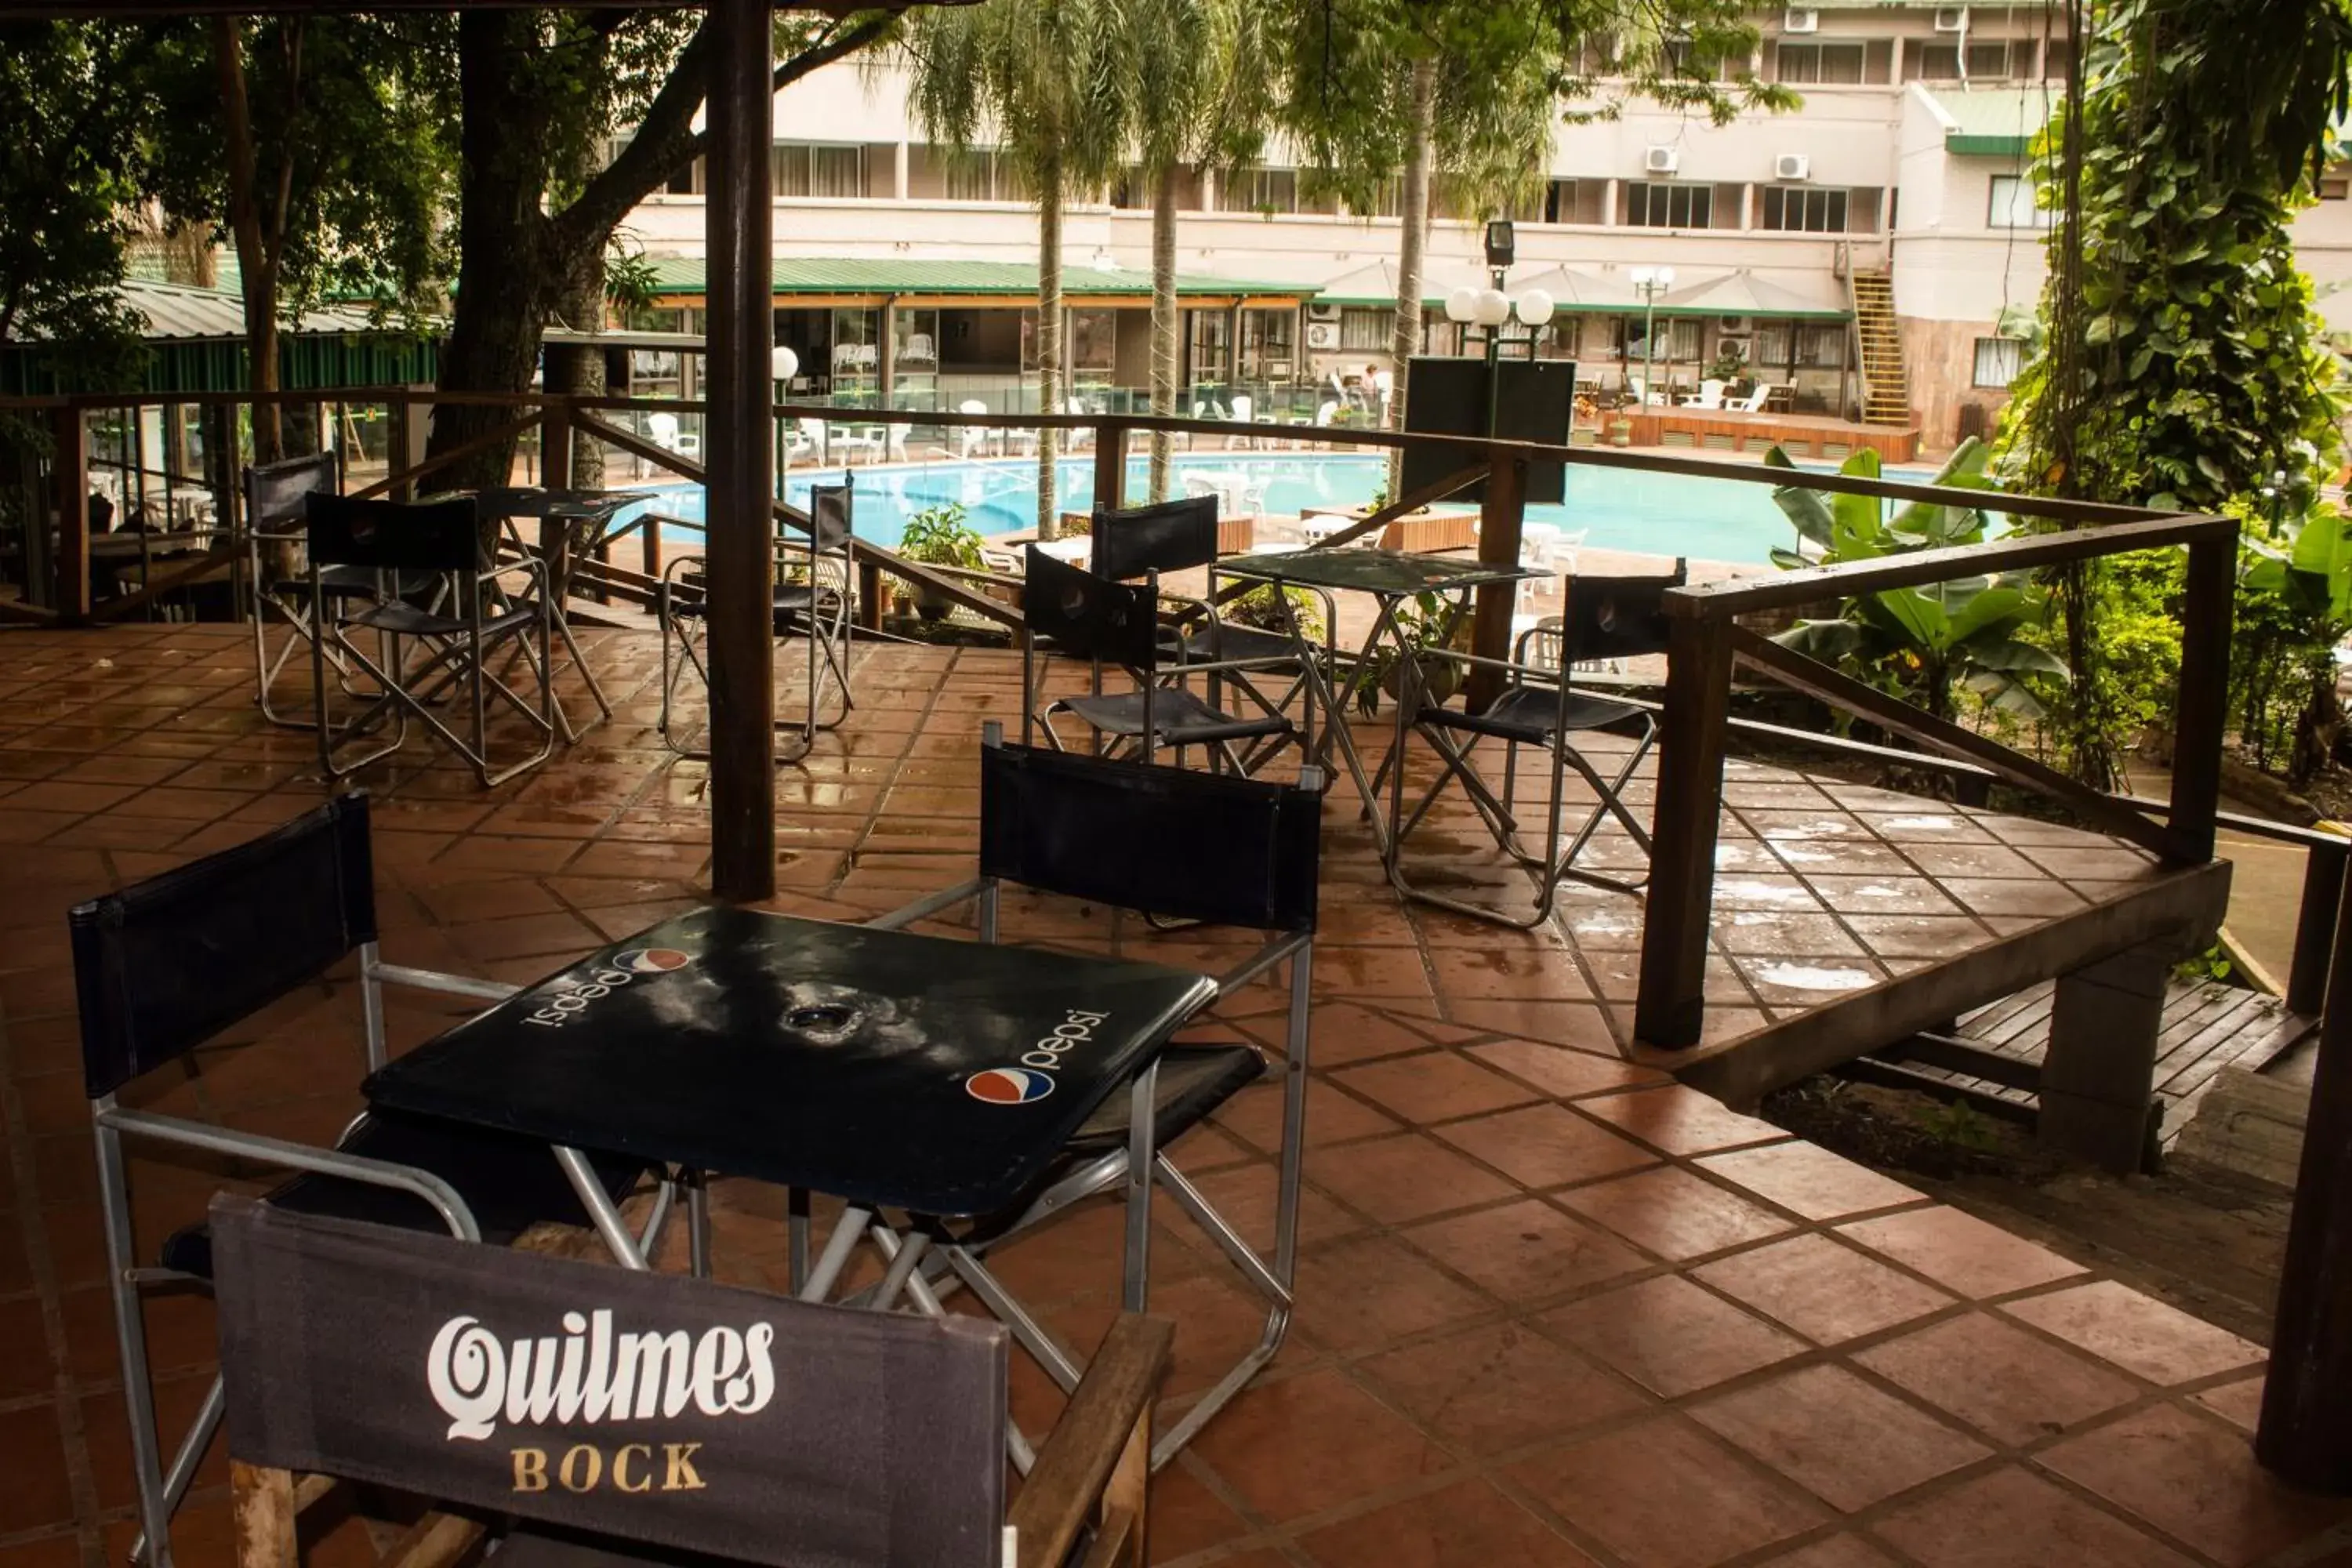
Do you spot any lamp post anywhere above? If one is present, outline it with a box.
[771,345,800,494]
[1443,223,1555,441]
[1628,265,1675,407]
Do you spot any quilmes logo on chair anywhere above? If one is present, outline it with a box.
[428,1309,776,1494]
[963,1008,1111,1105]
[521,949,693,1029]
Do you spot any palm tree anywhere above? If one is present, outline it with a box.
[1123,0,1274,502]
[907,1,1134,536]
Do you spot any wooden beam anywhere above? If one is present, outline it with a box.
[1635,615,1735,1049]
[0,598,58,625]
[52,405,89,620]
[1094,417,1127,514]
[229,1461,296,1568]
[2259,868,2352,1493]
[349,410,543,503]
[703,0,779,904]
[1650,858,2232,1107]
[1728,626,2188,861]
[1465,451,1525,711]
[1667,513,2239,621]
[2169,533,2235,860]
[89,546,237,622]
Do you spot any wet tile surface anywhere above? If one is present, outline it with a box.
[0,627,2324,1568]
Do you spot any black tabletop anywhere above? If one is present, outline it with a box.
[475,487,633,522]
[364,907,1219,1218]
[1221,546,1541,596]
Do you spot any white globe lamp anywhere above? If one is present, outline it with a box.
[771,345,800,383]
[1443,287,1479,325]
[1515,289,1554,328]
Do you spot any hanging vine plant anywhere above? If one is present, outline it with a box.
[1994,0,2352,789]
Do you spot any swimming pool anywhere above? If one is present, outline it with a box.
[618,450,1812,565]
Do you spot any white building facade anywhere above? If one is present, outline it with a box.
[617,1,2352,452]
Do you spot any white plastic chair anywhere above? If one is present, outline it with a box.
[648,411,701,460]
[955,399,993,459]
[1733,383,1770,413]
[1063,395,1094,452]
[1225,394,1255,449]
[1681,379,1727,410]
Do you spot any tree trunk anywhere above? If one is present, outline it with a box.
[1388,58,1438,495]
[1037,155,1063,539]
[214,17,284,466]
[546,238,608,492]
[428,10,557,496]
[1149,160,1180,504]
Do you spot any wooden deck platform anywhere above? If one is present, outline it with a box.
[1622,406,1923,463]
[1865,976,2319,1148]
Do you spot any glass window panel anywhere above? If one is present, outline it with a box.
[1988,175,2052,228]
[1973,337,2024,387]
[1338,308,1388,352]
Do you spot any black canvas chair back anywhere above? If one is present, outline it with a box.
[1023,544,1160,672]
[1559,559,1686,667]
[1092,495,1217,582]
[71,795,374,1099]
[808,481,854,554]
[211,1198,1008,1568]
[306,493,482,574]
[245,451,340,531]
[981,739,1319,932]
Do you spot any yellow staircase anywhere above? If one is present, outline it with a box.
[1849,269,1911,426]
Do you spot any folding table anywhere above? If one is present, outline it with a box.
[361,905,1218,1315]
[1214,546,1542,855]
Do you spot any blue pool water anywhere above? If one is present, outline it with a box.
[618,451,1807,564]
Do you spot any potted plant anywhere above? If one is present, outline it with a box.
[897,502,985,620]
[1225,583,1327,644]
[1356,590,1469,715]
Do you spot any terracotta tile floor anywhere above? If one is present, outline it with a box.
[0,623,2346,1568]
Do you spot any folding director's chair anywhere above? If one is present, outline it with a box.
[1389,561,1685,927]
[70,794,652,1568]
[305,492,557,786]
[868,727,1320,1465]
[1021,545,1297,775]
[660,479,856,764]
[212,1198,1172,1568]
[1088,494,1330,773]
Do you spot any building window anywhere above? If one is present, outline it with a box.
[1069,309,1118,377]
[1218,165,1300,215]
[1907,42,1963,81]
[2321,172,2351,200]
[666,157,704,196]
[1796,324,1847,368]
[1238,308,1298,381]
[1965,41,2015,78]
[1988,174,2052,229]
[1973,337,2025,387]
[771,142,868,199]
[1775,42,1864,84]
[1661,35,1745,81]
[1626,181,1713,229]
[1338,308,1390,353]
[1761,186,1852,233]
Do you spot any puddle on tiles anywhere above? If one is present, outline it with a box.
[1748,964,1875,992]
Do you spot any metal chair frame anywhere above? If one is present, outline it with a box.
[1020,545,1300,776]
[1388,564,1684,929]
[659,481,855,766]
[307,493,557,787]
[70,796,553,1568]
[866,728,1321,1469]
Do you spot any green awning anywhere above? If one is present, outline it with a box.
[645,256,1315,299]
[1926,85,2058,161]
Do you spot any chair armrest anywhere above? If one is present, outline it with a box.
[94,1105,481,1242]
[368,960,521,1004]
[1007,1314,1172,1568]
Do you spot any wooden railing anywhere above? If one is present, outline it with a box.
[1634,509,2238,1048]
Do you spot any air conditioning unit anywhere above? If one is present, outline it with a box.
[1305,321,1341,350]
[1719,315,1752,334]
[1306,302,1343,322]
[1775,153,1812,181]
[1934,5,1968,31]
[1784,8,1819,34]
[1645,145,1681,175]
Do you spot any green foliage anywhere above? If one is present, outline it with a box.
[898,503,986,571]
[1914,1099,2000,1152]
[1766,441,2067,723]
[2232,496,2352,781]
[2174,943,2236,984]
[0,22,151,387]
[1994,0,2352,785]
[1225,583,1327,643]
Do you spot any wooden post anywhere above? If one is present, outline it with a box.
[2169,532,2235,862]
[1094,416,1126,514]
[387,388,430,501]
[2039,942,2167,1174]
[230,1461,296,1568]
[641,516,663,583]
[2257,869,2352,1494]
[52,404,89,620]
[1465,448,1526,711]
[2289,840,2348,1017]
[703,0,778,903]
[539,403,574,599]
[857,559,884,632]
[1635,612,1733,1048]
